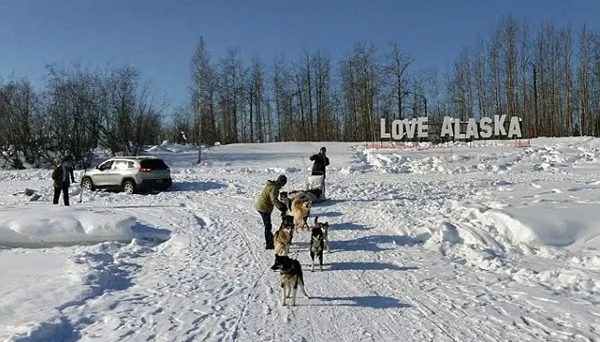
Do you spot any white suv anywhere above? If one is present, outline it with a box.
[81,156,172,194]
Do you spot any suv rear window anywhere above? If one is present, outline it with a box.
[140,159,169,170]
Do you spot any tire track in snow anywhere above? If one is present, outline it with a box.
[63,198,279,340]
[275,227,418,341]
[174,196,285,341]
[218,200,399,341]
[317,189,525,342]
[219,201,320,342]
[220,200,279,342]
[48,205,201,339]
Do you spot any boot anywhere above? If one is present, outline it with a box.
[265,234,274,250]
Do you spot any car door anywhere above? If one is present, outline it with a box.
[110,160,129,185]
[94,160,114,186]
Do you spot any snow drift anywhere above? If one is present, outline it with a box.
[0,206,172,248]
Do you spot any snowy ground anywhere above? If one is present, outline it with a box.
[1,138,599,341]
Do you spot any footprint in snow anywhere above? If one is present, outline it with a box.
[263,305,272,315]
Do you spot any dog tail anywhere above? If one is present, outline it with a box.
[314,216,319,225]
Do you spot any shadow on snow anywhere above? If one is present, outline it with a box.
[311,211,344,219]
[330,234,423,253]
[333,222,369,231]
[169,180,227,192]
[310,295,413,309]
[326,261,420,271]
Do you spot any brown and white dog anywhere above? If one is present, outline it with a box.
[271,254,310,306]
[291,198,311,232]
[273,216,294,257]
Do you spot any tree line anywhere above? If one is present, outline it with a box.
[2,15,599,168]
[0,65,165,168]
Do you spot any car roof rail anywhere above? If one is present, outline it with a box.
[110,155,159,160]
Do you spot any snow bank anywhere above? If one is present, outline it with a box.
[145,143,197,154]
[363,138,600,176]
[482,203,600,251]
[416,199,600,294]
[425,201,600,260]
[0,251,87,340]
[174,141,360,171]
[363,150,459,174]
[0,238,155,341]
[0,206,172,248]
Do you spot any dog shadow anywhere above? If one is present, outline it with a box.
[310,295,412,309]
[331,234,422,253]
[291,240,310,250]
[312,211,343,218]
[327,262,420,271]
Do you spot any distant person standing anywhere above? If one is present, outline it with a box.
[51,156,76,206]
[309,146,330,178]
[308,147,330,200]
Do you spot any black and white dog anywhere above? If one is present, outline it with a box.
[309,226,325,272]
[313,216,330,253]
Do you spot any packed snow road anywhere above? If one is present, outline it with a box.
[1,139,599,341]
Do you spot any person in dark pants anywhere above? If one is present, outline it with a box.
[309,147,330,178]
[255,175,288,249]
[309,147,330,199]
[52,156,76,206]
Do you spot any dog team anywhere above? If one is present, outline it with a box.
[254,147,330,306]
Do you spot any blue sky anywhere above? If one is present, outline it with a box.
[1,0,599,112]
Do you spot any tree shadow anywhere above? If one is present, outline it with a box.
[169,180,227,192]
[313,199,345,207]
[312,211,343,218]
[310,295,413,309]
[334,222,369,231]
[327,261,420,271]
[331,234,423,253]
[101,204,183,209]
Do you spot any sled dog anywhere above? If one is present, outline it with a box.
[309,226,325,272]
[279,192,292,212]
[280,212,295,226]
[291,198,311,231]
[271,255,310,306]
[313,216,330,253]
[273,215,295,257]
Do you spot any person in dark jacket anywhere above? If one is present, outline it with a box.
[51,156,76,206]
[255,175,288,249]
[308,147,330,200]
[309,147,330,177]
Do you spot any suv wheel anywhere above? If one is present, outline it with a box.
[122,180,136,194]
[81,177,94,191]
